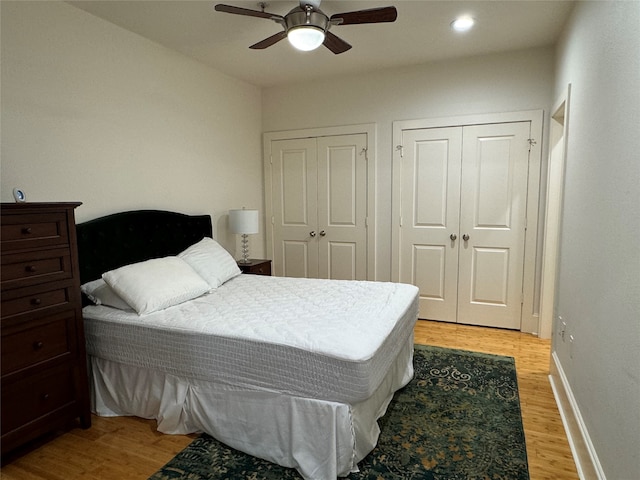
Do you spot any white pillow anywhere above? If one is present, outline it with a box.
[102,257,210,315]
[81,278,133,310]
[179,237,241,288]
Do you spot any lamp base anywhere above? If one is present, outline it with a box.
[239,234,251,264]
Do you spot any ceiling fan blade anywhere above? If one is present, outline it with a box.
[330,6,397,25]
[323,31,352,54]
[215,4,282,20]
[250,31,288,50]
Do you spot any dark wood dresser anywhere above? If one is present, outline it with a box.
[1,202,91,457]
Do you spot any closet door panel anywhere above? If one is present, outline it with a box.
[317,134,368,280]
[398,127,462,322]
[271,138,318,278]
[280,241,312,279]
[457,122,531,329]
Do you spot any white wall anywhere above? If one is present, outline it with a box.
[552,1,640,478]
[0,1,264,257]
[263,47,555,283]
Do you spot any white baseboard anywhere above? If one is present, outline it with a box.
[549,352,606,480]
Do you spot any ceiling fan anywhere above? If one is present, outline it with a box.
[214,1,397,54]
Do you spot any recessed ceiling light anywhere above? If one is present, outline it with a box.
[451,16,475,32]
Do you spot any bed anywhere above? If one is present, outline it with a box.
[76,210,419,480]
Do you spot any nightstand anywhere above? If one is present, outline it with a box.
[237,259,272,276]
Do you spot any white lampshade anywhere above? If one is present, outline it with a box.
[287,26,325,51]
[229,209,259,235]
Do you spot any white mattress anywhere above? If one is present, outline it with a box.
[83,275,419,404]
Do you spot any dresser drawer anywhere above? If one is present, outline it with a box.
[1,284,75,320]
[1,364,76,436]
[1,248,73,290]
[1,212,69,252]
[1,311,74,376]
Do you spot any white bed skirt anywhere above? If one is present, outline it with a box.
[89,335,414,480]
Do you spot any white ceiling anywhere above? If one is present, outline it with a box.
[68,0,575,87]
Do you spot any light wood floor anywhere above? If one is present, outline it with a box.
[1,320,579,479]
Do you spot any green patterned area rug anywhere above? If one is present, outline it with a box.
[149,345,529,480]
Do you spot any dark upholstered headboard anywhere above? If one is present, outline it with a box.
[76,210,212,285]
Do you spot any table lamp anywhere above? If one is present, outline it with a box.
[229,208,259,264]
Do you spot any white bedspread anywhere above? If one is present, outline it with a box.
[83,275,419,404]
[82,275,419,479]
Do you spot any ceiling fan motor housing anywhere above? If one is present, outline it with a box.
[285,7,329,33]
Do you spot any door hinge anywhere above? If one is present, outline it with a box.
[399,216,403,227]
[271,216,275,225]
[395,144,404,158]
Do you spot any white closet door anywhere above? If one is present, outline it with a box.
[271,138,318,278]
[457,122,531,329]
[316,134,368,280]
[396,121,531,329]
[269,134,368,280]
[398,127,462,321]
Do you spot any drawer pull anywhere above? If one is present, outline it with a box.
[22,227,33,235]
[33,341,44,350]
[30,298,42,306]
[26,265,37,273]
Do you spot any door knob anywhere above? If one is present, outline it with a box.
[310,231,316,237]
[462,234,470,241]
[319,230,326,237]
[450,234,457,241]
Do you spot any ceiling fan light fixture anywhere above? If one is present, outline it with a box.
[287,26,325,51]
